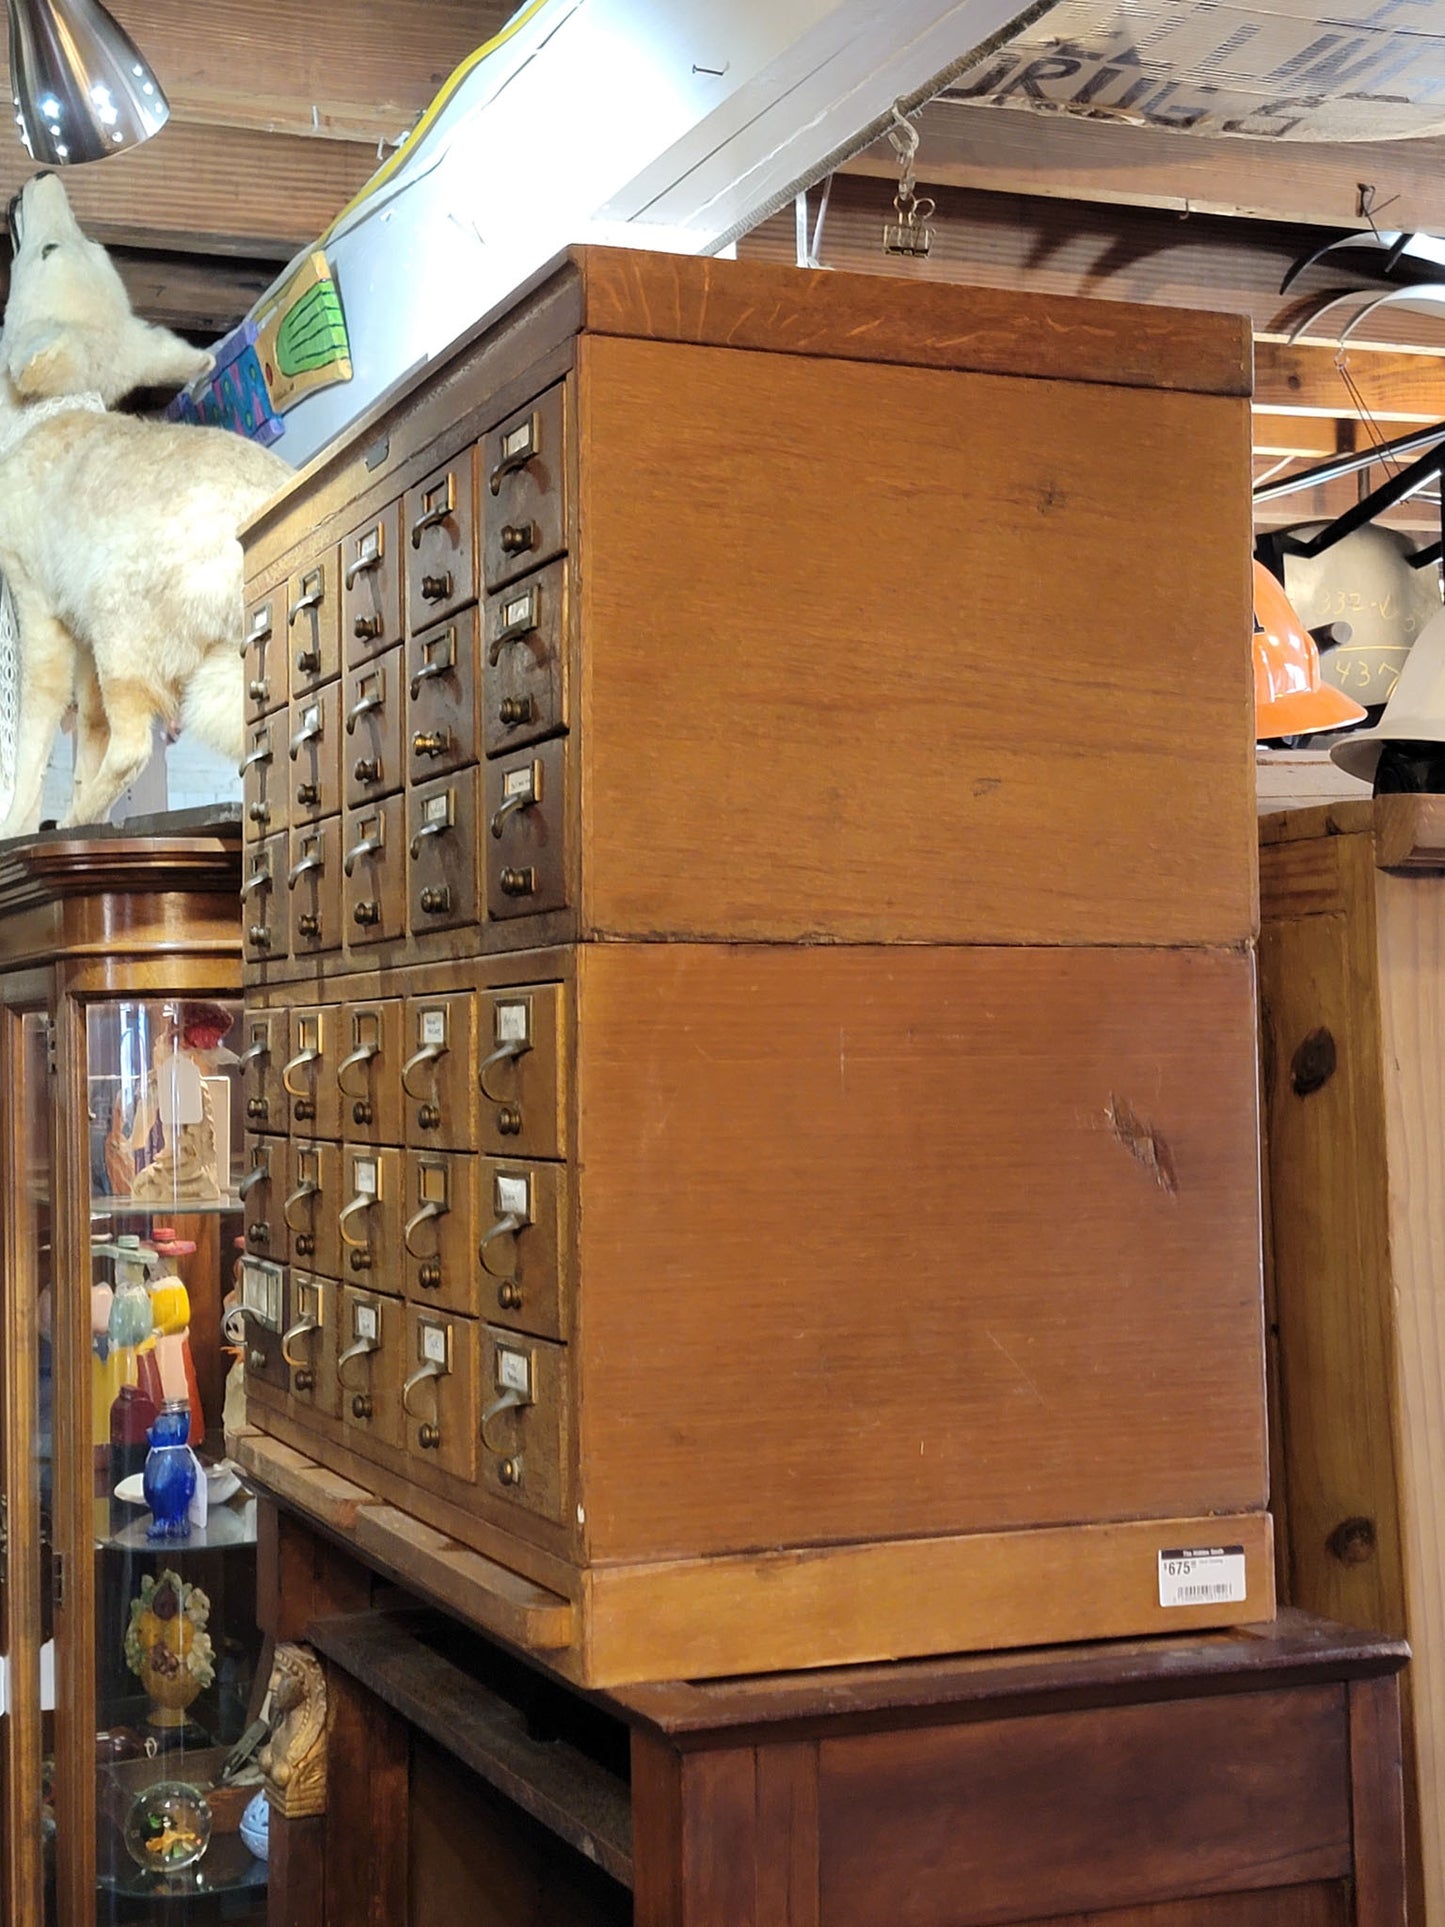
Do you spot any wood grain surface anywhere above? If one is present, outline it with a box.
[577,333,1255,946]
[575,941,1266,1560]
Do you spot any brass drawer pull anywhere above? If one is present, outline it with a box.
[281,1315,318,1370]
[343,832,382,877]
[336,1041,379,1095]
[287,849,323,888]
[295,647,321,676]
[403,1358,443,1415]
[296,782,320,808]
[353,614,384,641]
[410,496,453,547]
[287,585,323,623]
[240,866,272,900]
[242,739,273,771]
[346,687,384,733]
[421,572,452,602]
[479,1211,524,1271]
[499,867,534,897]
[418,886,451,916]
[345,546,382,587]
[337,1334,377,1387]
[481,1387,524,1453]
[247,678,271,704]
[401,1042,445,1096]
[353,756,382,785]
[410,817,451,858]
[412,730,450,760]
[283,1178,319,1231]
[247,926,273,951]
[403,1199,446,1255]
[238,1036,270,1071]
[237,1160,270,1198]
[281,1046,320,1095]
[489,792,533,838]
[290,712,323,760]
[410,661,448,698]
[339,1193,378,1248]
[500,521,534,556]
[498,696,534,728]
[477,1038,527,1100]
[247,802,271,826]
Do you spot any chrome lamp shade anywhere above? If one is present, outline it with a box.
[7,0,168,164]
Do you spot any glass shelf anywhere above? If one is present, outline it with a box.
[89,1196,243,1220]
[96,1500,259,1556]
[96,1828,267,1903]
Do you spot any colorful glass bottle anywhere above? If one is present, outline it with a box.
[142,1401,196,1542]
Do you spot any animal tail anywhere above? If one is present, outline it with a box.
[178,645,245,767]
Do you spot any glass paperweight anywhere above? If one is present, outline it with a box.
[122,1781,212,1873]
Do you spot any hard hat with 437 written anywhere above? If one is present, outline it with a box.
[1254,561,1367,740]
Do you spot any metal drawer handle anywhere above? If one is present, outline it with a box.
[242,739,273,770]
[339,1193,378,1248]
[281,1315,318,1369]
[409,817,451,859]
[481,1387,524,1453]
[240,865,272,899]
[490,792,536,838]
[343,833,382,877]
[410,502,451,547]
[238,1036,270,1071]
[346,688,383,734]
[403,1358,443,1417]
[477,1038,527,1101]
[336,1041,379,1096]
[410,657,450,699]
[237,1159,270,1198]
[289,713,322,760]
[336,1333,377,1387]
[479,1211,524,1275]
[401,1041,444,1096]
[345,548,382,587]
[488,631,529,668]
[287,586,323,623]
[283,1178,319,1231]
[282,1046,320,1095]
[403,1199,446,1256]
[287,849,323,888]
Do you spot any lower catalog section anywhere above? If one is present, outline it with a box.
[237,939,1275,1687]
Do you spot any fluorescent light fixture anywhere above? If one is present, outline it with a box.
[6,0,169,164]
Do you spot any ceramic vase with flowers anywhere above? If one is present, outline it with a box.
[123,1570,214,1732]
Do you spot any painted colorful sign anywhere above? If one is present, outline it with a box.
[169,250,351,446]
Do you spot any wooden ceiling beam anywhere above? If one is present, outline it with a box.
[0,121,379,256]
[847,98,1445,236]
[19,0,515,144]
[1254,343,1445,422]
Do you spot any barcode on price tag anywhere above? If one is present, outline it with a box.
[1158,1546,1247,1609]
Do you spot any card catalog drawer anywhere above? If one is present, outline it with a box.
[477,983,568,1160]
[483,560,568,755]
[402,993,479,1153]
[240,1009,287,1135]
[336,999,405,1146]
[241,835,287,968]
[403,1150,477,1315]
[480,1326,568,1523]
[477,1157,568,1341]
[339,1288,404,1450]
[284,1272,342,1420]
[288,680,343,826]
[485,739,569,920]
[343,506,402,665]
[287,818,343,957]
[409,767,480,935]
[343,795,406,949]
[287,551,341,694]
[406,448,478,630]
[344,646,404,808]
[285,1138,343,1281]
[482,383,567,591]
[408,611,480,782]
[403,1306,479,1483]
[244,589,285,720]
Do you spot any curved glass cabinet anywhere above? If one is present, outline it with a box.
[0,812,266,1925]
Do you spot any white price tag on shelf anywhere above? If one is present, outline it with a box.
[1157,1546,1247,1609]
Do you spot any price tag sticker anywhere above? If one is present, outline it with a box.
[421,1010,447,1046]
[1157,1546,1247,1609]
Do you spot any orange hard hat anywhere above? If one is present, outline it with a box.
[1253,560,1367,740]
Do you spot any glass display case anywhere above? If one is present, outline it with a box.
[0,812,266,1925]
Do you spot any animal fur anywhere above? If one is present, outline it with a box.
[0,174,290,835]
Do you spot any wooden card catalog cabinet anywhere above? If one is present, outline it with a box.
[236,249,1269,1687]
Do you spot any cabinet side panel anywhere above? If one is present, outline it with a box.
[1375,867,1445,1927]
[576,336,1255,947]
[576,942,1266,1561]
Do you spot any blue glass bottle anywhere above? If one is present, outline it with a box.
[142,1400,196,1542]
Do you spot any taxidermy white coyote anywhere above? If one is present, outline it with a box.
[0,172,289,835]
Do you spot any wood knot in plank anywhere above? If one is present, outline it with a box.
[1105,1094,1178,1196]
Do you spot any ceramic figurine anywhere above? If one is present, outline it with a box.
[124,1570,214,1732]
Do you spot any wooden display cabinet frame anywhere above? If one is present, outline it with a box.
[0,815,248,1926]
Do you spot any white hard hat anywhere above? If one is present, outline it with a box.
[1331,605,1445,780]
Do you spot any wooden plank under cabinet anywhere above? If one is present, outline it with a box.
[1261,794,1445,1925]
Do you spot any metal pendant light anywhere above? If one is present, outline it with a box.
[7,0,168,165]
